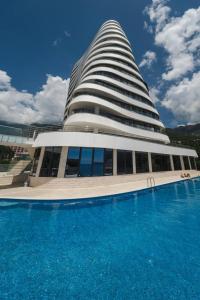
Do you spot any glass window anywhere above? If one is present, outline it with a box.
[40,147,61,177]
[173,155,182,170]
[79,148,93,177]
[65,147,80,177]
[104,149,113,175]
[117,150,133,174]
[190,157,196,170]
[93,148,104,176]
[31,147,41,176]
[136,152,149,173]
[183,156,190,170]
[151,154,171,172]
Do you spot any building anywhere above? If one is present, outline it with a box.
[32,20,197,178]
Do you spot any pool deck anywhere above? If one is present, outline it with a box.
[0,170,199,200]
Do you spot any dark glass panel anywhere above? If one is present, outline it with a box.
[32,147,41,175]
[93,148,104,176]
[40,147,61,177]
[104,149,113,175]
[135,152,149,173]
[151,154,171,172]
[173,155,182,170]
[51,147,61,176]
[65,147,80,177]
[79,148,93,177]
[190,157,196,169]
[117,150,133,174]
[183,156,190,170]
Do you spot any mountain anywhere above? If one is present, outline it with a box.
[167,123,200,136]
[166,124,200,169]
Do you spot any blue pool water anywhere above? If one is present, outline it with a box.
[1,178,200,299]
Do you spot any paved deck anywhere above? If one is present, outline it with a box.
[0,170,199,200]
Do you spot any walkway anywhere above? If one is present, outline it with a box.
[0,170,199,200]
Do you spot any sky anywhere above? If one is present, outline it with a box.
[0,0,199,127]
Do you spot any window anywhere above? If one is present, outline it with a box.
[93,148,104,176]
[65,147,80,177]
[40,147,61,177]
[183,156,190,170]
[151,154,171,172]
[104,149,113,175]
[31,147,41,176]
[190,157,196,170]
[79,148,93,177]
[136,152,149,173]
[117,150,133,174]
[65,147,113,177]
[173,155,182,170]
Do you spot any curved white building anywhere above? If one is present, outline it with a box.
[32,20,197,178]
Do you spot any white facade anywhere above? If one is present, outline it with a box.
[32,20,198,178]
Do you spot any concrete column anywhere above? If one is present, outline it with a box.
[132,151,136,174]
[113,149,117,176]
[170,155,174,171]
[180,156,185,170]
[57,146,68,178]
[148,152,152,173]
[36,146,45,177]
[188,156,192,170]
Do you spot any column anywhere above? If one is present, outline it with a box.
[170,155,174,171]
[132,151,136,174]
[57,146,68,178]
[180,156,185,170]
[113,149,117,176]
[148,152,152,173]
[36,146,45,177]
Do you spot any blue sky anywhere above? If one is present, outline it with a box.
[0,0,199,126]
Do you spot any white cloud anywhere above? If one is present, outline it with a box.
[162,71,200,123]
[149,86,160,104]
[144,0,171,32]
[144,1,200,81]
[53,30,71,46]
[53,38,62,47]
[64,30,71,38]
[0,69,69,124]
[0,70,11,89]
[139,51,157,68]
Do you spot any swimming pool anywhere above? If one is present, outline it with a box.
[1,178,200,299]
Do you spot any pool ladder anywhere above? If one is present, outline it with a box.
[147,176,155,188]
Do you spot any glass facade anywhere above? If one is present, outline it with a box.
[117,150,133,174]
[93,148,104,176]
[40,147,61,177]
[183,156,190,170]
[151,154,171,172]
[65,147,80,177]
[38,146,196,177]
[173,155,182,170]
[104,149,113,176]
[190,157,196,170]
[135,152,149,173]
[31,147,41,176]
[79,148,93,177]
[65,147,113,177]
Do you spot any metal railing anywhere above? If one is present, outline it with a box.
[147,176,155,188]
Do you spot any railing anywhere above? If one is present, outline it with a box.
[0,123,63,141]
[0,134,32,144]
[147,176,155,188]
